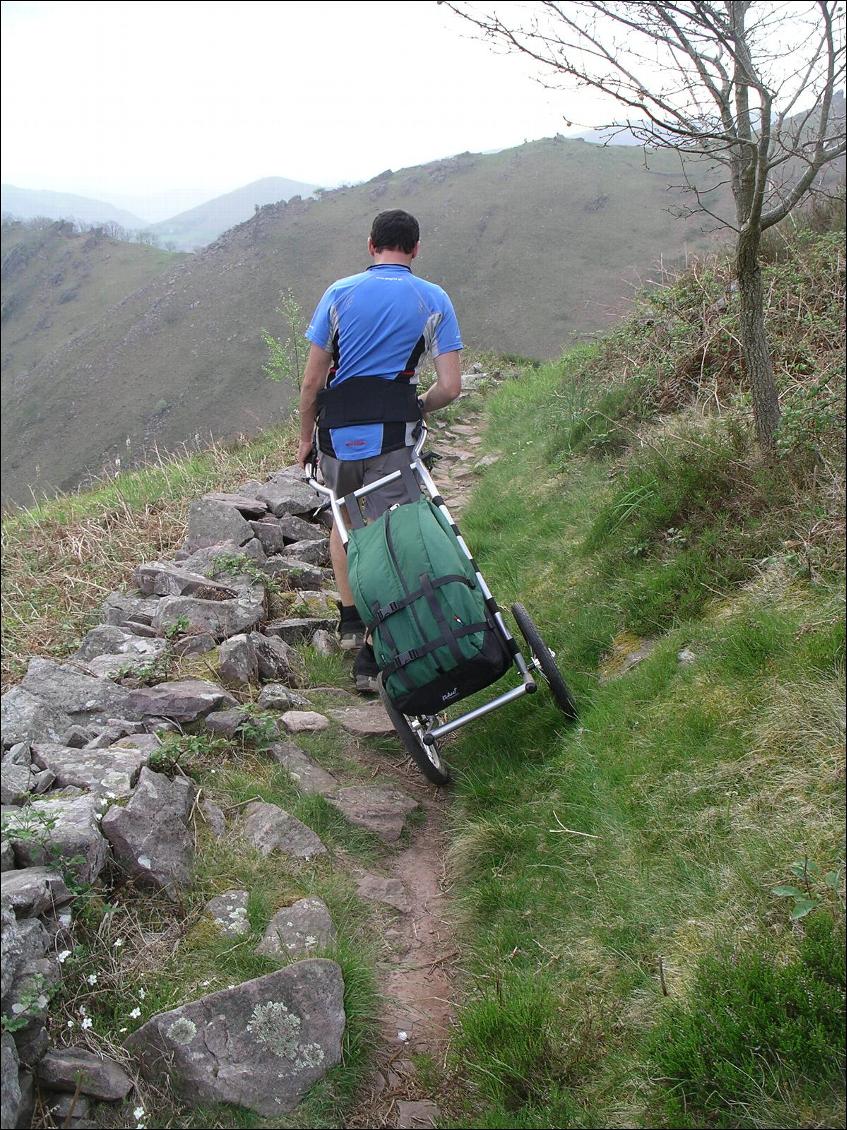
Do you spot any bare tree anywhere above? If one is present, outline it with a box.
[444,1,845,453]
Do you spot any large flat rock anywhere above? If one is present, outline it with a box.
[31,743,147,796]
[327,786,419,843]
[330,701,395,738]
[256,475,322,518]
[101,592,159,628]
[186,499,254,550]
[256,897,336,959]
[125,679,237,722]
[134,562,238,600]
[269,743,338,797]
[20,657,139,726]
[126,961,345,1117]
[0,867,72,917]
[1,687,74,748]
[152,590,265,641]
[4,793,110,883]
[283,538,331,567]
[240,801,326,860]
[102,768,196,897]
[263,558,333,590]
[202,492,269,518]
[37,1047,133,1100]
[75,624,166,663]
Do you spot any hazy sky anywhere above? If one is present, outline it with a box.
[1,0,602,220]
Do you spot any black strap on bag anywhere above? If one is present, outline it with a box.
[316,378,423,429]
[380,621,490,679]
[368,575,476,628]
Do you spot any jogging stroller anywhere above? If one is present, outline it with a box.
[307,425,576,784]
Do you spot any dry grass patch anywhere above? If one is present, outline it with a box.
[2,427,298,686]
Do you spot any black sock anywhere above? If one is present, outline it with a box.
[340,604,361,623]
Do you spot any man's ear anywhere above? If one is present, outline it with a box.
[411,241,420,260]
[367,236,376,256]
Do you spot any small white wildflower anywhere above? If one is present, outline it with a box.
[81,1017,93,1030]
[99,797,109,807]
[201,980,210,987]
[133,1106,145,1119]
[129,1007,141,1019]
[138,988,146,1000]
[210,768,218,774]
[113,938,124,948]
[397,1030,409,1042]
[56,949,72,963]
[118,1026,127,1033]
[78,1005,88,1016]
[67,1020,75,1029]
[106,791,117,799]
[86,973,98,986]
[227,984,235,990]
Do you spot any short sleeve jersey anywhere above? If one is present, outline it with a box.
[305,263,463,460]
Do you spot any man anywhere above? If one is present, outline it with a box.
[296,209,463,692]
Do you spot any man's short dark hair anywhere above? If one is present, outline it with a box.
[370,210,420,254]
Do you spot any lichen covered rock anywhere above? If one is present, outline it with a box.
[126,961,345,1116]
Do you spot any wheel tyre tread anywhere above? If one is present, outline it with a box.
[377,678,452,785]
[511,602,577,720]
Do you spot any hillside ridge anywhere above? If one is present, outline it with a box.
[2,135,727,508]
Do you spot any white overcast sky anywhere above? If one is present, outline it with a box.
[1,0,603,220]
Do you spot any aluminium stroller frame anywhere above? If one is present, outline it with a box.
[306,424,574,784]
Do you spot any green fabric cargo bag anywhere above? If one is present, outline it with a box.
[348,497,510,715]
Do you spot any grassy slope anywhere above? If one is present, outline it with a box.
[440,229,845,1128]
[1,424,298,685]
[2,137,726,507]
[2,223,843,1129]
[0,220,182,377]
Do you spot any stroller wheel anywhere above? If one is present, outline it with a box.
[378,678,452,786]
[511,603,577,721]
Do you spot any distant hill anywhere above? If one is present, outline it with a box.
[1,136,729,506]
[0,185,147,230]
[1,219,185,385]
[151,176,319,250]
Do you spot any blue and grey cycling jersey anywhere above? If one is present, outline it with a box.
[305,263,463,459]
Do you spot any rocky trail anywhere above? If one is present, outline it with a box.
[1,386,495,1130]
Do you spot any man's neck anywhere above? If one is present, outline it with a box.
[371,251,414,268]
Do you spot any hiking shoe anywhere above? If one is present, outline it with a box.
[353,644,380,694]
[337,604,366,651]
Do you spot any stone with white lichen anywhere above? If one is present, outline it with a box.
[125,960,345,1116]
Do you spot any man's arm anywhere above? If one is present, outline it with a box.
[420,350,462,414]
[297,343,333,468]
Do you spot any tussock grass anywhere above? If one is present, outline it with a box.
[1,425,298,685]
[441,227,845,1128]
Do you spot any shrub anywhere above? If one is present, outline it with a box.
[647,914,846,1128]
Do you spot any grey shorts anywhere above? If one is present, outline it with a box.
[319,448,419,521]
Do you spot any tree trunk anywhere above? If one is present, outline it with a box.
[736,230,781,455]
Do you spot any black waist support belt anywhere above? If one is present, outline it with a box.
[316,378,423,428]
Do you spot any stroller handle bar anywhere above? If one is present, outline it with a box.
[305,424,429,548]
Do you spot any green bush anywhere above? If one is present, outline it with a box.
[647,915,846,1128]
